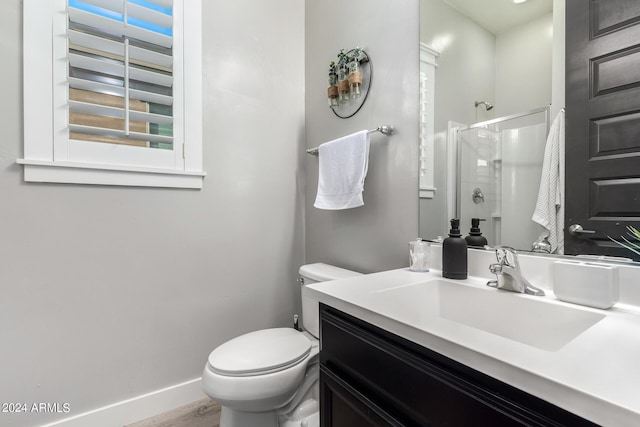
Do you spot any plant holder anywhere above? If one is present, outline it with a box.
[337,66,350,104]
[327,73,339,107]
[328,48,372,119]
[349,60,362,98]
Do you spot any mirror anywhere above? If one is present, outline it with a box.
[418,0,640,265]
[418,0,560,253]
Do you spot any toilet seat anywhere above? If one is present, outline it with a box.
[208,328,311,377]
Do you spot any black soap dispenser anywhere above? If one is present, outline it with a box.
[443,219,468,280]
[465,218,488,248]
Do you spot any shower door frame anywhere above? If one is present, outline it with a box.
[453,105,551,234]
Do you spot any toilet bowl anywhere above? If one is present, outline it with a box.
[202,263,361,427]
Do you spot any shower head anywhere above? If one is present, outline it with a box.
[474,101,494,111]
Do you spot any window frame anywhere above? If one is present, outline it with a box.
[19,0,205,189]
[419,42,439,200]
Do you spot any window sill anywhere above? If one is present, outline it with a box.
[16,159,206,189]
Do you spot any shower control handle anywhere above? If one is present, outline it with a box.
[472,187,485,204]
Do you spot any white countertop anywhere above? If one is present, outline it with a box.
[304,268,640,427]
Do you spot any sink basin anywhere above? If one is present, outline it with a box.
[369,279,605,351]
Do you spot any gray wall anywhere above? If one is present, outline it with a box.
[495,12,553,117]
[552,0,565,117]
[0,1,305,426]
[304,0,420,274]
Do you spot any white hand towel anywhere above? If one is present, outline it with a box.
[314,130,370,210]
[532,111,565,253]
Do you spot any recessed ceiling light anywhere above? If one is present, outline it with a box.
[513,0,528,4]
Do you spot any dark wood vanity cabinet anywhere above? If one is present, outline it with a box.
[319,304,598,427]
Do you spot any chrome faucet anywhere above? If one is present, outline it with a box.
[487,246,545,296]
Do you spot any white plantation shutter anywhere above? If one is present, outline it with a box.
[21,0,203,188]
[66,0,176,152]
[419,43,438,199]
[68,0,173,47]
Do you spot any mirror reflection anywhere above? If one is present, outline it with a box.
[456,108,550,251]
[418,0,556,253]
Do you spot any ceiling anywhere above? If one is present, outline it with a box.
[443,0,553,35]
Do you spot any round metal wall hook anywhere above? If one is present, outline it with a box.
[331,49,372,119]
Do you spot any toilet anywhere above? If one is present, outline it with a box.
[202,263,362,427]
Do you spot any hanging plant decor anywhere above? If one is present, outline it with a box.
[327,61,339,108]
[326,46,372,119]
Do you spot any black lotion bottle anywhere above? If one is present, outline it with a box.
[443,218,468,279]
[465,218,488,248]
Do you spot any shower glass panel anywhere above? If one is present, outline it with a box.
[457,107,549,250]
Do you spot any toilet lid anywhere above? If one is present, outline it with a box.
[208,328,311,377]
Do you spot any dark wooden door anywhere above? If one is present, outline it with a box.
[565,0,640,260]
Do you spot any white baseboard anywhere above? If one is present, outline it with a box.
[38,378,205,427]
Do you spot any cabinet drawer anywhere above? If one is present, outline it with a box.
[320,304,597,427]
[320,366,403,427]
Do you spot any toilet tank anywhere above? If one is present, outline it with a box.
[299,263,362,338]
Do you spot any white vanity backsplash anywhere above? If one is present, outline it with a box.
[429,244,640,309]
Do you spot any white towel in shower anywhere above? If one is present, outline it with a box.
[314,130,370,210]
[532,110,565,253]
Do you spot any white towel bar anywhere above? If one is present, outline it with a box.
[306,126,394,156]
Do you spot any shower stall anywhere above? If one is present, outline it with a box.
[449,106,550,250]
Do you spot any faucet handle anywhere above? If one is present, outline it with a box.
[495,246,518,267]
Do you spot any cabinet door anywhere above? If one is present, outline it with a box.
[320,366,402,427]
[320,304,599,427]
[321,311,529,426]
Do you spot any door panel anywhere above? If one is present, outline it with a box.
[591,1,640,37]
[565,0,640,259]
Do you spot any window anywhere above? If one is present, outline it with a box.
[419,43,439,199]
[20,0,204,188]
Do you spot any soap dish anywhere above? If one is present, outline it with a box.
[552,261,619,309]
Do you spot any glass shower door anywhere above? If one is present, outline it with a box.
[456,107,549,250]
